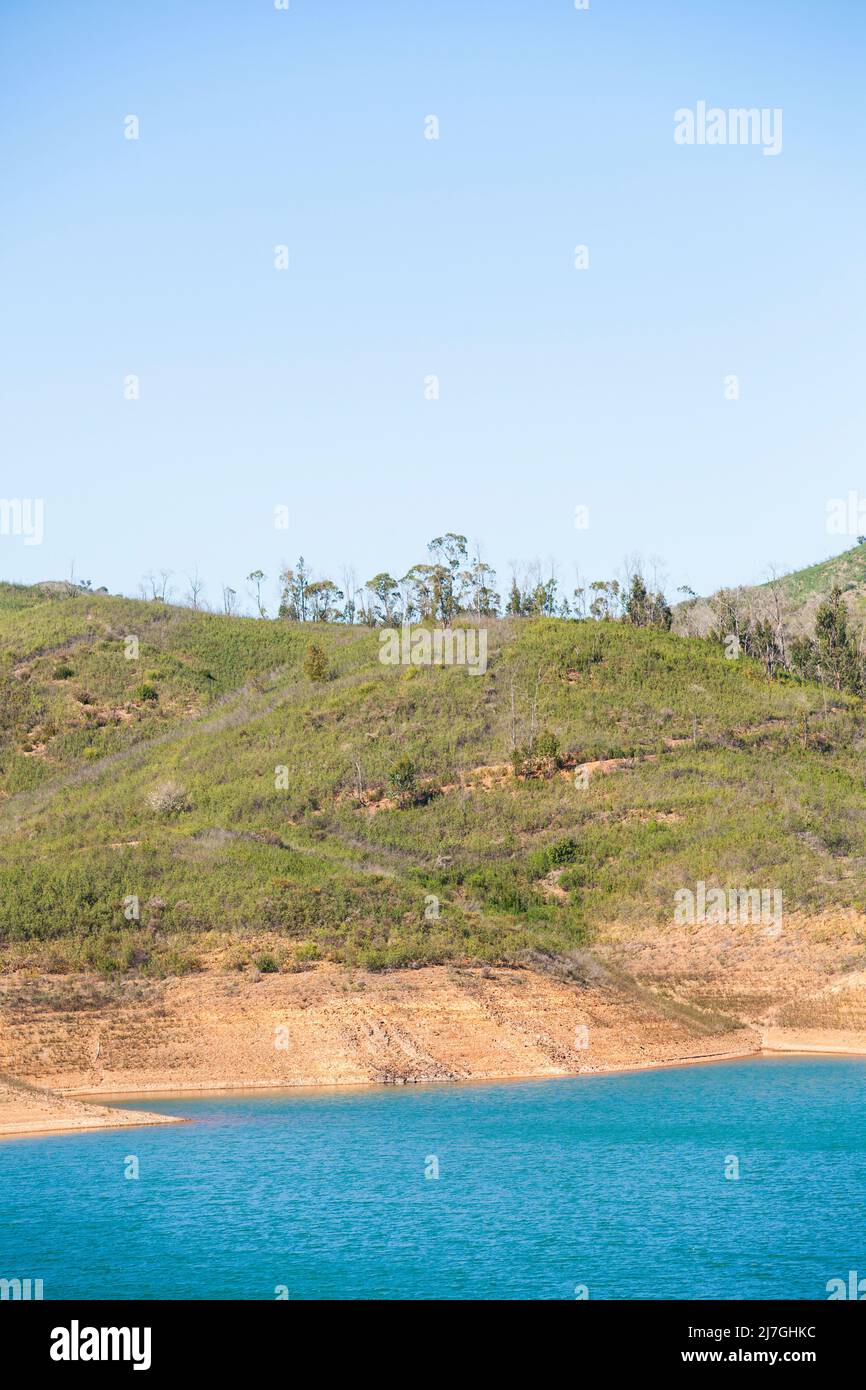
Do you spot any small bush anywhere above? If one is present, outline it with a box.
[466,864,529,914]
[254,951,279,973]
[512,730,560,778]
[146,779,189,816]
[534,731,560,762]
[147,947,201,978]
[53,664,74,680]
[135,683,159,702]
[303,643,330,682]
[526,847,552,878]
[388,755,418,806]
[527,836,580,879]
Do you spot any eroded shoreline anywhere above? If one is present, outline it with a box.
[4,954,866,1137]
[5,1042,864,1139]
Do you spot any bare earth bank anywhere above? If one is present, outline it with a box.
[4,916,866,1138]
[0,962,757,1135]
[0,1074,181,1138]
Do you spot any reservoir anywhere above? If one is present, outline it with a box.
[2,1056,864,1300]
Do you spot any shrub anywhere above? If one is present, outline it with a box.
[135,683,159,702]
[528,837,579,878]
[466,864,529,914]
[147,947,201,977]
[526,847,552,878]
[560,866,589,891]
[303,643,330,682]
[53,664,74,680]
[146,779,189,816]
[388,755,418,806]
[254,951,279,973]
[534,731,560,762]
[512,730,560,778]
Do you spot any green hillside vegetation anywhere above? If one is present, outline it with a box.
[767,540,866,607]
[1,578,866,977]
[676,542,866,645]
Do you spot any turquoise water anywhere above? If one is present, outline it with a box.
[2,1056,866,1300]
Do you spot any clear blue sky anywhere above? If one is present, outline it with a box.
[2,0,864,612]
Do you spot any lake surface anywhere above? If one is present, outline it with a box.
[2,1057,866,1300]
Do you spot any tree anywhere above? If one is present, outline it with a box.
[531,569,558,617]
[365,572,401,625]
[709,587,749,648]
[746,617,786,678]
[624,573,673,629]
[247,570,267,619]
[278,557,310,621]
[589,579,620,621]
[625,573,650,625]
[340,566,358,624]
[427,533,468,622]
[304,579,343,623]
[185,568,205,611]
[790,587,862,694]
[403,564,437,621]
[464,547,499,617]
[764,568,788,672]
[813,586,861,693]
[506,576,524,616]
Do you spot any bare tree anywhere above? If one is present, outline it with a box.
[572,564,588,620]
[222,584,237,616]
[137,569,173,602]
[247,570,267,619]
[764,566,789,670]
[340,566,358,624]
[185,568,205,611]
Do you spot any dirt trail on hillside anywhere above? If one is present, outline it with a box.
[351,750,667,814]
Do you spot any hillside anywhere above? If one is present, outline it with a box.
[675,542,866,639]
[769,543,866,608]
[4,575,866,1123]
[1,578,865,980]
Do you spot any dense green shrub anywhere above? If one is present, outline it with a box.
[303,642,330,682]
[388,755,418,805]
